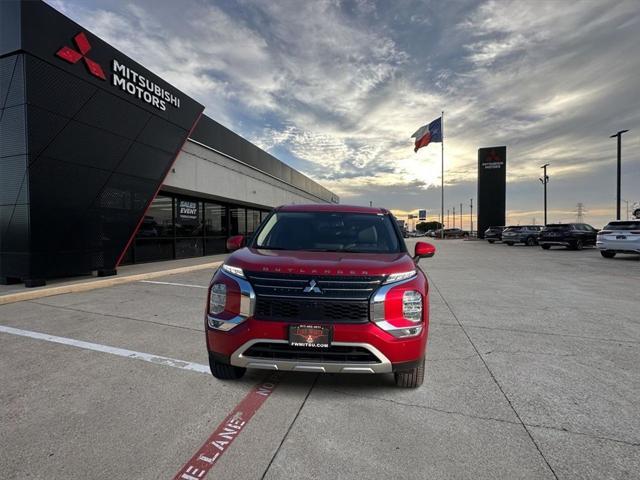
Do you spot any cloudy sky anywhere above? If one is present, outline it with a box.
[48,0,640,227]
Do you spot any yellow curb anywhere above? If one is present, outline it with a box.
[0,261,222,306]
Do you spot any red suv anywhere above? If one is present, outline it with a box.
[204,204,435,387]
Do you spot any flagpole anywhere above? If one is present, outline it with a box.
[441,110,444,239]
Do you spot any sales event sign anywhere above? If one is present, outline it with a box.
[178,199,199,222]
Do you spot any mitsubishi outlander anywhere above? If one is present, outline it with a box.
[204,204,435,388]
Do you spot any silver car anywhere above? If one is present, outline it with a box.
[596,220,640,258]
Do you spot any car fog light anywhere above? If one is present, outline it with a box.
[403,290,422,322]
[391,325,423,338]
[209,283,226,315]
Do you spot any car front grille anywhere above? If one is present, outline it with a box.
[245,272,385,323]
[243,342,381,363]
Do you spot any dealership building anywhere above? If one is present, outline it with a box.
[0,0,337,287]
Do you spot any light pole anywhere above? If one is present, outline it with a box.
[447,209,450,227]
[470,198,473,234]
[453,206,456,229]
[610,130,629,220]
[539,164,550,225]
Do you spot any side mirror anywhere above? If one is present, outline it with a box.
[226,235,245,252]
[414,241,436,262]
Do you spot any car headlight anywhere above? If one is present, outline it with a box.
[403,290,422,322]
[222,264,245,278]
[209,283,226,315]
[384,270,417,284]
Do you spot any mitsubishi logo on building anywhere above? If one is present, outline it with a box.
[303,279,323,294]
[56,32,106,80]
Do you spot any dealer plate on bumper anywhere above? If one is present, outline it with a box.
[289,325,332,348]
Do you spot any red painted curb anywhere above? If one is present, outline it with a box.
[172,373,281,480]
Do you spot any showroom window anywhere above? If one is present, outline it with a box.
[230,207,247,236]
[122,193,269,264]
[205,202,228,255]
[134,195,174,262]
[175,197,204,259]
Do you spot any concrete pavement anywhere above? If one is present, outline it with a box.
[0,240,638,479]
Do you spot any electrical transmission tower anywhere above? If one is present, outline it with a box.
[575,203,586,223]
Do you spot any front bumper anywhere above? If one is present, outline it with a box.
[206,317,428,372]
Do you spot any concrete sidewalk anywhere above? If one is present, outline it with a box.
[0,254,226,305]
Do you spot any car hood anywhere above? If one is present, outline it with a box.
[226,248,416,276]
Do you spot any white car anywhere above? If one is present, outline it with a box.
[596,220,640,258]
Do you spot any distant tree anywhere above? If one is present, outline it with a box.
[416,221,442,232]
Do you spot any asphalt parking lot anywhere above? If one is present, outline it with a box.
[1,240,638,479]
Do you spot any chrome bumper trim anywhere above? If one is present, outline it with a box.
[230,339,393,374]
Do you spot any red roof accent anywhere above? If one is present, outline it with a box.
[277,204,388,214]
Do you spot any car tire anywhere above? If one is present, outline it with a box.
[488,240,495,244]
[526,237,536,246]
[541,244,551,250]
[394,357,425,388]
[601,250,616,258]
[573,239,584,251]
[209,355,246,380]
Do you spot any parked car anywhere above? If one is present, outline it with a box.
[501,225,543,246]
[596,220,640,258]
[433,228,469,239]
[484,226,505,243]
[204,204,436,388]
[539,223,598,250]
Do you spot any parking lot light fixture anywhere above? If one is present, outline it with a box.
[539,163,550,225]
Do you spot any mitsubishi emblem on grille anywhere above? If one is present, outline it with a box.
[303,279,323,294]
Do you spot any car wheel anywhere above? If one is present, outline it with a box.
[488,240,495,244]
[601,250,616,258]
[394,357,425,388]
[209,355,246,380]
[541,244,551,250]
[574,239,584,250]
[526,237,536,246]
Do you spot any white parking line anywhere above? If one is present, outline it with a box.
[140,280,208,289]
[0,325,210,375]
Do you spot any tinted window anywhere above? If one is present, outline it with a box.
[545,224,571,231]
[204,203,227,236]
[604,221,640,230]
[138,195,173,238]
[254,212,401,253]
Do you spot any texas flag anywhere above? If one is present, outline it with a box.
[411,117,442,152]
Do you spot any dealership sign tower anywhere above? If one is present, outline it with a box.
[477,147,506,238]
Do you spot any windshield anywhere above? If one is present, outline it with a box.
[603,221,640,231]
[253,211,402,253]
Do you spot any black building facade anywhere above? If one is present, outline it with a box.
[1,1,335,287]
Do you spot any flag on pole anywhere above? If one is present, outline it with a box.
[411,117,442,152]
